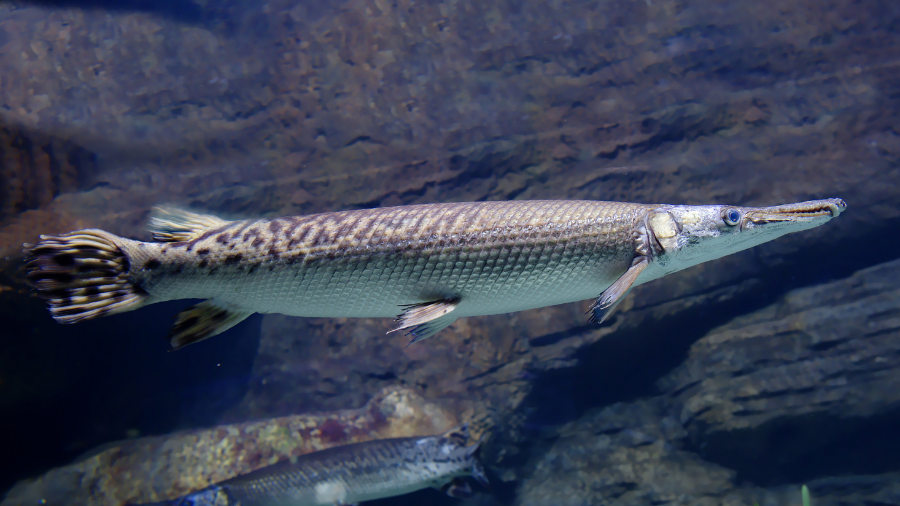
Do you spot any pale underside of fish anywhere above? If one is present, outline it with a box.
[25,198,846,349]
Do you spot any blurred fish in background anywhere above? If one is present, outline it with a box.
[134,425,486,506]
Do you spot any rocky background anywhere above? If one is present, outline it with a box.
[1,0,899,504]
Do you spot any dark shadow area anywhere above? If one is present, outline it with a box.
[523,303,745,428]
[0,0,209,25]
[367,490,457,506]
[0,296,261,495]
[365,477,490,506]
[691,407,900,486]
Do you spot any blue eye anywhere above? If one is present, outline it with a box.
[724,209,741,226]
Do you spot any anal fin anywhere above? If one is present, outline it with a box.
[149,207,231,243]
[168,300,253,350]
[389,298,460,346]
[588,256,649,324]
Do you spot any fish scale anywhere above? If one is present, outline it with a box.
[151,200,641,318]
[25,197,846,349]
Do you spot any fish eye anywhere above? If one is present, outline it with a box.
[723,208,741,226]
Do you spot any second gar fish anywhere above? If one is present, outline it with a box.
[148,425,486,506]
[25,198,846,349]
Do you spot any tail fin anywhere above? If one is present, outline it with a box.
[460,428,488,486]
[470,457,489,486]
[440,424,489,488]
[25,229,147,323]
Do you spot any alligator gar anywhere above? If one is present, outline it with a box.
[25,198,846,349]
[150,425,485,506]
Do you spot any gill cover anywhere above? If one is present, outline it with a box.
[644,198,847,279]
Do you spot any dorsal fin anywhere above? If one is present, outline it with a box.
[439,424,470,447]
[148,206,231,243]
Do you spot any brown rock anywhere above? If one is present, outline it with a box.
[660,257,900,433]
[0,125,97,224]
[510,397,900,506]
[657,257,900,485]
[513,399,750,506]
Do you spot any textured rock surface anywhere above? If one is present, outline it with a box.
[1,0,898,268]
[0,386,456,506]
[513,399,747,506]
[1,0,900,503]
[662,257,900,433]
[2,0,897,350]
[658,257,900,485]
[509,400,900,506]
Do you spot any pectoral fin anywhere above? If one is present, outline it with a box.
[169,300,253,350]
[588,256,649,324]
[389,298,460,346]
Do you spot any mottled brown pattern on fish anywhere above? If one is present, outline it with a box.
[118,201,649,320]
[267,201,634,256]
[151,202,635,263]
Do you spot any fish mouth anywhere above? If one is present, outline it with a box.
[745,198,847,224]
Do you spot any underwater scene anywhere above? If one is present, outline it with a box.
[1,0,899,504]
